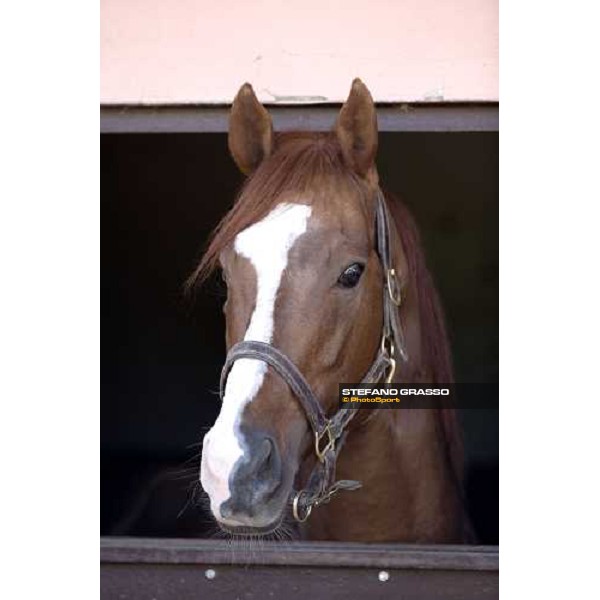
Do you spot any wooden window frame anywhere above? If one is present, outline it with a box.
[101,537,499,599]
[100,103,499,598]
[101,104,498,134]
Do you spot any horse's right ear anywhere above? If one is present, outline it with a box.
[228,83,274,175]
[335,78,378,178]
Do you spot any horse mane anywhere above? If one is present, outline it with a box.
[389,197,465,486]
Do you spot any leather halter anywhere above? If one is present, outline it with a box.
[219,189,408,522]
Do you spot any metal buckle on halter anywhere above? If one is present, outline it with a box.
[387,268,402,306]
[292,490,313,522]
[314,482,343,507]
[315,423,335,462]
[380,335,397,384]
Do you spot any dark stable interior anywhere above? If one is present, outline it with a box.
[101,132,499,544]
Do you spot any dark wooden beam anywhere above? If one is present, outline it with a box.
[101,104,498,133]
[101,537,499,571]
[101,537,499,600]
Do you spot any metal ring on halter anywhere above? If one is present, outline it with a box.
[387,268,402,306]
[292,491,313,522]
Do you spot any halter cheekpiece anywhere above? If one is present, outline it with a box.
[219,189,408,522]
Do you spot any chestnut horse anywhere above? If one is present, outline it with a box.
[194,79,472,542]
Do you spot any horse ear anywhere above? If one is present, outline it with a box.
[335,79,378,177]
[228,83,274,175]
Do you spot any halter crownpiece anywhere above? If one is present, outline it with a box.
[219,188,408,522]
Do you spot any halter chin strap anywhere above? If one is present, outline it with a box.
[219,189,408,522]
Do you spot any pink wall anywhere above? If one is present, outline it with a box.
[101,0,498,105]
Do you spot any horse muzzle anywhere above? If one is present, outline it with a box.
[201,428,292,531]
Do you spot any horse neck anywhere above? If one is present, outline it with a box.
[303,408,468,542]
[304,196,469,543]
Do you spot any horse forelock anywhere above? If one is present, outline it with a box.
[186,132,369,291]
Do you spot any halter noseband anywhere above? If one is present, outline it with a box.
[219,189,408,522]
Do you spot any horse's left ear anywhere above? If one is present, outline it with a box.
[335,79,378,178]
[228,83,274,175]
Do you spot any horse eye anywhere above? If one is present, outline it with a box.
[337,263,365,288]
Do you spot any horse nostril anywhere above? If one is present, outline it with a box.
[245,434,281,497]
[219,433,284,523]
[256,438,274,477]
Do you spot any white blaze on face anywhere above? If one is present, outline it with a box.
[200,203,312,520]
